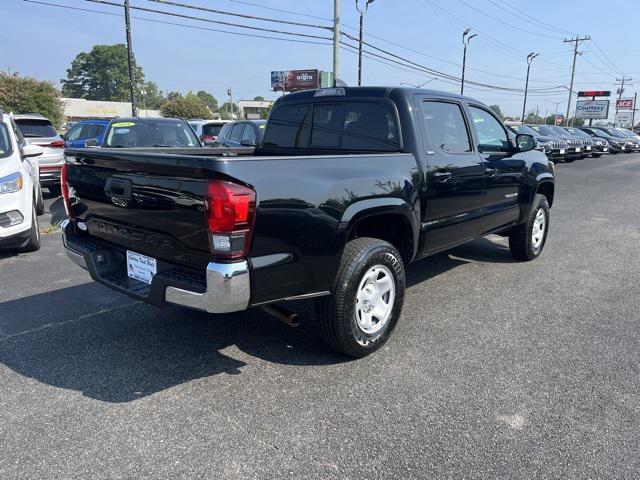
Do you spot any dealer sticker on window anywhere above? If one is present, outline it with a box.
[127,250,157,285]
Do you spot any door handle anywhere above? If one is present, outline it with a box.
[433,171,452,182]
[485,167,498,177]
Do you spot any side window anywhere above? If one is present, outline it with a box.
[10,119,26,148]
[241,124,257,143]
[262,104,311,148]
[65,125,83,141]
[421,101,471,153]
[229,124,244,143]
[469,106,510,152]
[81,124,104,139]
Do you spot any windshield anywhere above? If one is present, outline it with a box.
[202,124,224,136]
[14,118,58,138]
[549,126,572,137]
[0,124,13,158]
[510,124,538,136]
[565,128,590,138]
[598,128,625,138]
[104,119,200,147]
[528,125,557,136]
[617,129,637,138]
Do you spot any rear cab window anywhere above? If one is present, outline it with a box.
[263,100,400,151]
[14,118,58,138]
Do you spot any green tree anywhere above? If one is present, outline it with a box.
[489,104,505,120]
[0,72,64,127]
[160,93,212,119]
[166,91,183,101]
[140,81,165,110]
[61,44,144,101]
[196,90,219,111]
[253,96,265,101]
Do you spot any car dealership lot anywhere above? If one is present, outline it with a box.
[1,155,639,479]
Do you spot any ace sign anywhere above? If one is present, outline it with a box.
[616,98,634,110]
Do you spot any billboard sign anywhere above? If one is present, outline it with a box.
[577,90,610,97]
[271,69,319,92]
[575,100,610,119]
[616,98,634,110]
[615,111,633,127]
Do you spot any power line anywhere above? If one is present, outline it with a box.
[454,0,563,40]
[83,0,332,41]
[23,0,333,45]
[146,0,331,31]
[488,0,575,35]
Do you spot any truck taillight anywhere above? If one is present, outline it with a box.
[204,179,256,259]
[61,163,75,219]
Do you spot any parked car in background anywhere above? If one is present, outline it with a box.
[614,128,640,147]
[188,119,232,144]
[589,127,637,153]
[579,127,625,154]
[509,124,567,162]
[13,113,65,195]
[527,124,580,161]
[98,117,202,148]
[61,86,555,357]
[63,119,110,148]
[215,119,266,148]
[563,127,603,157]
[0,111,45,251]
[548,125,592,159]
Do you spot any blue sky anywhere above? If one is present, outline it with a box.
[2,0,638,118]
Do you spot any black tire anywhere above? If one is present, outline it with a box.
[508,194,549,261]
[591,154,602,158]
[48,184,62,196]
[35,185,45,215]
[564,157,575,163]
[315,237,405,358]
[18,205,41,252]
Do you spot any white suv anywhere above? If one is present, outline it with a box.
[0,112,45,251]
[13,113,65,195]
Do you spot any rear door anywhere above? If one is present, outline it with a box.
[418,97,486,253]
[467,105,524,231]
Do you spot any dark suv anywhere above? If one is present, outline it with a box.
[215,120,266,148]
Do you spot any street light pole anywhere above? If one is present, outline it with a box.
[461,29,477,95]
[521,52,539,124]
[356,0,375,86]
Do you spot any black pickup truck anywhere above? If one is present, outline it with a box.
[61,87,555,357]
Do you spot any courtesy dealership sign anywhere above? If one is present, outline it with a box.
[575,100,610,119]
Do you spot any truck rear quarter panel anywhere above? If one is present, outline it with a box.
[213,153,421,304]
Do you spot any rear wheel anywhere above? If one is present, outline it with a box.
[508,194,549,261]
[18,205,41,252]
[315,237,405,358]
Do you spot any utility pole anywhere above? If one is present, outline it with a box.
[613,76,633,127]
[227,87,233,119]
[124,0,137,117]
[631,92,638,130]
[563,35,590,126]
[333,0,340,86]
[461,29,477,95]
[356,0,375,86]
[521,52,539,124]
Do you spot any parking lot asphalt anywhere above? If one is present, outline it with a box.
[1,154,639,479]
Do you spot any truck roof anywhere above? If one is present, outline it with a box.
[276,86,479,104]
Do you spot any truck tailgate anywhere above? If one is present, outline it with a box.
[65,149,212,270]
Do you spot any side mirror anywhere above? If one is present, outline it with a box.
[240,138,256,147]
[85,138,100,148]
[22,144,44,158]
[516,134,535,152]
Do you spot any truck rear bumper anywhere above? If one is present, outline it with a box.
[61,220,250,313]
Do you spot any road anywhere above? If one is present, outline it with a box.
[1,154,639,479]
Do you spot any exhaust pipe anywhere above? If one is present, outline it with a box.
[261,304,300,328]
